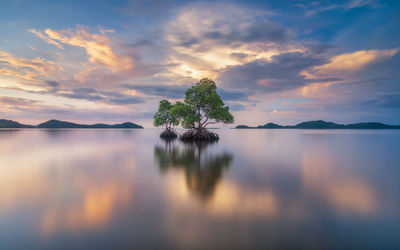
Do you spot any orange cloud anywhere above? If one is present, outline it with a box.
[30,27,133,73]
[307,49,398,78]
[73,65,101,82]
[0,51,61,81]
[29,29,65,49]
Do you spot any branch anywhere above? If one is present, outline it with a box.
[204,121,219,127]
[201,116,209,126]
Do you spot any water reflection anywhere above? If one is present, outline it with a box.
[154,140,233,200]
[0,129,399,249]
[301,151,377,215]
[0,129,19,139]
[0,130,137,239]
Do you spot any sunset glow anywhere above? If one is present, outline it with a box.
[0,1,398,127]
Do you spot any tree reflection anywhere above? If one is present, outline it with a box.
[154,140,233,200]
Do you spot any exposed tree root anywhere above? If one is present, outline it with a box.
[160,128,178,139]
[179,129,219,142]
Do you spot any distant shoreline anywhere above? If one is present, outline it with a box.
[0,119,144,129]
[2,119,400,130]
[236,120,400,129]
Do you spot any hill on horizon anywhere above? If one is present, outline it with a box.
[0,119,143,129]
[236,120,400,129]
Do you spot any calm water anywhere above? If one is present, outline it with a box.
[0,129,399,249]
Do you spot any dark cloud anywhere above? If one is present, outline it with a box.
[73,88,97,94]
[218,52,326,92]
[168,2,291,49]
[226,102,246,111]
[124,84,188,98]
[361,93,400,108]
[52,88,145,105]
[362,51,400,79]
[305,43,336,54]
[210,21,289,43]
[0,96,40,106]
[217,88,252,101]
[59,88,104,101]
[230,52,249,60]
[335,80,400,110]
[107,96,144,105]
[60,93,104,101]
[172,20,290,48]
[45,80,60,87]
[124,83,252,101]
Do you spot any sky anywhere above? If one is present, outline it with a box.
[0,0,399,127]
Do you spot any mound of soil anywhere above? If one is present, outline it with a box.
[179,129,219,141]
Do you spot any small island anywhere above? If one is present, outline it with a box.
[0,119,143,129]
[236,120,400,129]
[153,78,234,141]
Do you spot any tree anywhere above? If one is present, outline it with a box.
[153,100,180,138]
[174,78,234,140]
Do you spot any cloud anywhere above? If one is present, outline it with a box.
[304,43,336,55]
[311,49,398,76]
[56,87,145,105]
[345,0,383,9]
[169,17,290,47]
[299,0,383,16]
[29,29,65,49]
[7,84,146,106]
[0,51,62,81]
[0,96,40,106]
[360,93,400,108]
[30,27,133,73]
[167,2,287,47]
[285,76,400,125]
[124,83,187,98]
[107,96,144,105]
[124,82,252,101]
[73,66,102,82]
[45,80,60,87]
[0,92,151,125]
[1,1,398,126]
[218,52,326,92]
[226,102,246,111]
[216,89,252,101]
[164,2,300,80]
[59,88,105,101]
[28,26,159,90]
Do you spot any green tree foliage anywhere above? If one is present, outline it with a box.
[153,100,180,130]
[173,78,234,130]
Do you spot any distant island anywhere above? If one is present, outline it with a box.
[0,119,143,129]
[236,120,400,129]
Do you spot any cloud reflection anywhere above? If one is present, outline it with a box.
[0,130,136,237]
[301,150,377,215]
